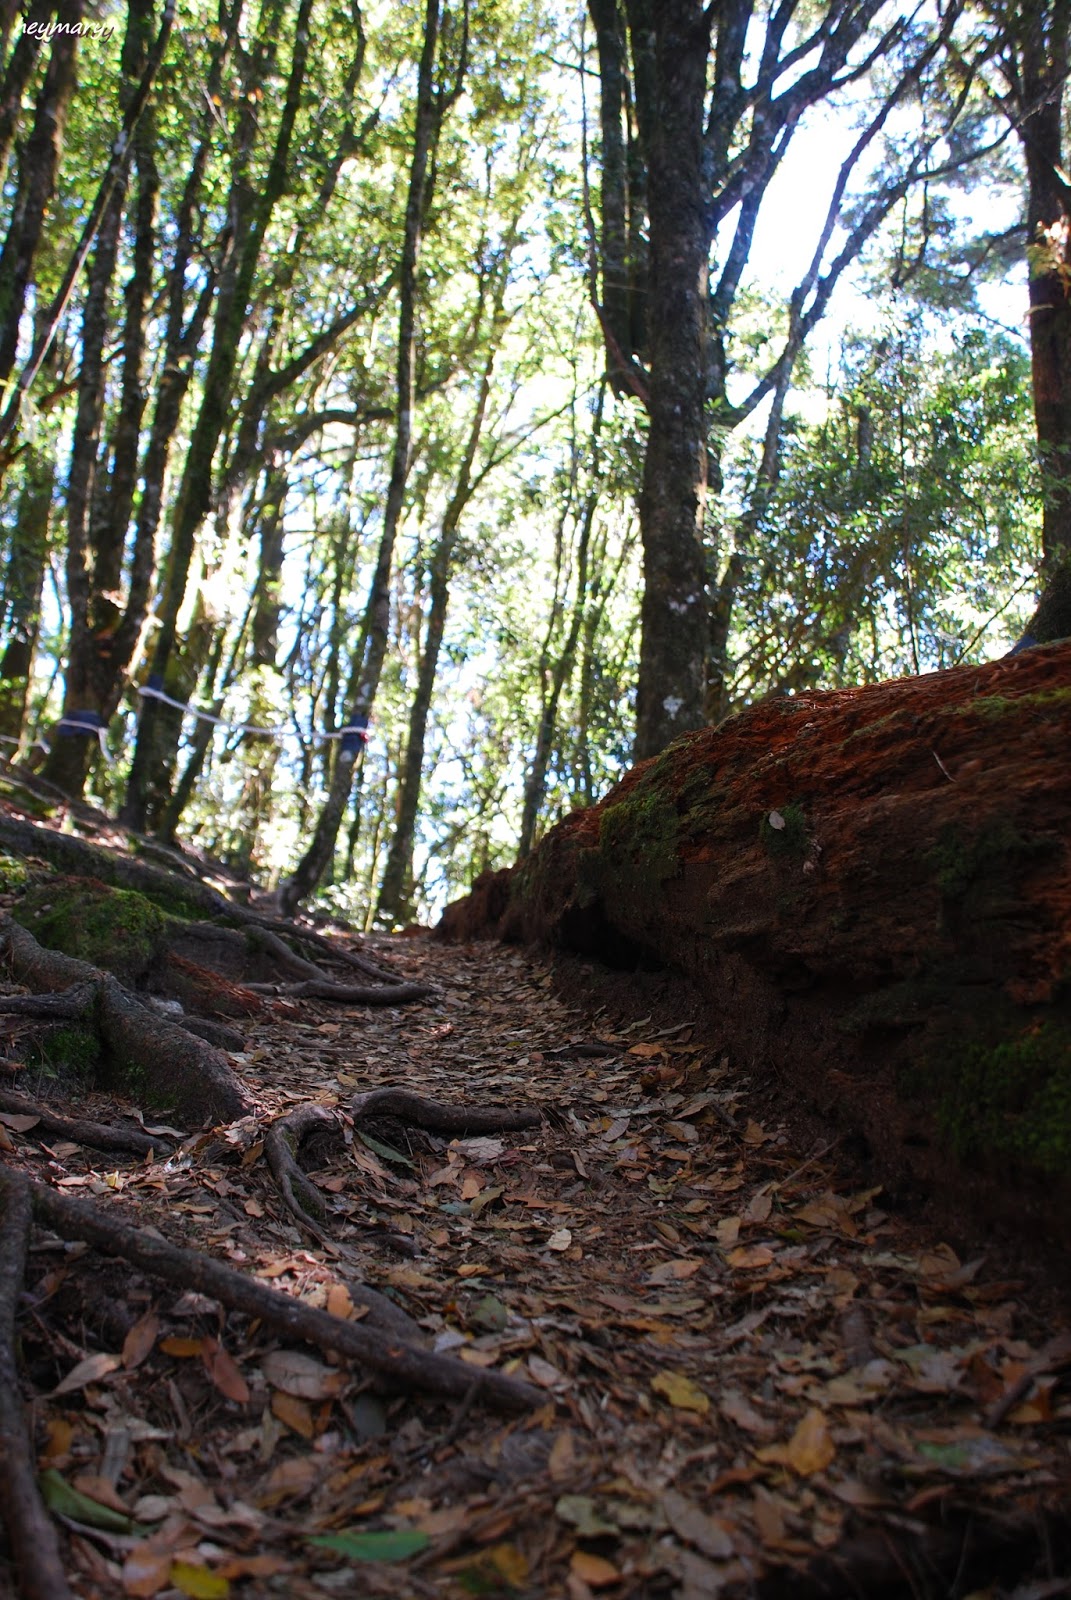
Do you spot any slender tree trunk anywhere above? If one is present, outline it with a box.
[0,445,53,741]
[0,0,81,385]
[633,0,710,759]
[122,0,312,831]
[517,390,605,858]
[376,338,499,926]
[1013,0,1071,644]
[279,0,466,913]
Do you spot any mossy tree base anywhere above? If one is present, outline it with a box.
[441,640,1071,1248]
[1,918,248,1124]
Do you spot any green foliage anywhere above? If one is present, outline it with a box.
[724,319,1040,704]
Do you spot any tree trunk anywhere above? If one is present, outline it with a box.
[122,0,313,832]
[0,0,81,386]
[279,0,466,913]
[517,390,605,858]
[0,445,53,742]
[1013,0,1071,645]
[633,0,710,759]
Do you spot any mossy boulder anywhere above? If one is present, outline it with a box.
[13,876,170,985]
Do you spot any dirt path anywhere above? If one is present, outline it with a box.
[3,932,1069,1599]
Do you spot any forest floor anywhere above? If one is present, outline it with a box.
[2,917,1071,1600]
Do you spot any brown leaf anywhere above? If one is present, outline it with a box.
[571,1549,621,1587]
[122,1311,160,1370]
[201,1337,250,1405]
[651,1370,710,1414]
[661,1489,734,1558]
[52,1352,122,1396]
[757,1407,836,1475]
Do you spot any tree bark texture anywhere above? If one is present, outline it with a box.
[633,0,710,760]
[1012,0,1071,644]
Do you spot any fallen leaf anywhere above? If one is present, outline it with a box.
[271,1393,315,1437]
[651,1370,710,1414]
[547,1227,573,1251]
[261,1350,345,1400]
[720,1390,776,1438]
[169,1560,229,1598]
[571,1549,621,1587]
[555,1494,618,1536]
[308,1529,431,1562]
[122,1546,173,1597]
[727,1244,774,1271]
[201,1337,250,1405]
[648,1256,703,1282]
[326,1282,354,1320]
[122,1311,160,1370]
[757,1407,835,1475]
[661,1489,734,1558]
[257,1457,320,1505]
[51,1352,121,1396]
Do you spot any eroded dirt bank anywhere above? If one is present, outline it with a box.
[2,929,1069,1598]
[443,641,1071,1253]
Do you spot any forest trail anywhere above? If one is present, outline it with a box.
[2,926,1069,1599]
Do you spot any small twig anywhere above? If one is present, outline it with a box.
[985,1332,1071,1430]
[438,1378,481,1450]
[0,1167,77,1600]
[768,1136,842,1192]
[932,749,956,783]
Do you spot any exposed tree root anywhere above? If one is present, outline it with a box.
[264,1103,338,1230]
[248,976,433,1003]
[242,926,433,1004]
[0,1088,172,1157]
[1,919,248,1125]
[0,1168,75,1600]
[20,1168,541,1412]
[0,814,409,989]
[350,1087,542,1136]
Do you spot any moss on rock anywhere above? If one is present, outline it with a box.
[934,1022,1071,1177]
[14,877,169,984]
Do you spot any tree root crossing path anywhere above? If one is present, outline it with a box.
[1,931,1069,1600]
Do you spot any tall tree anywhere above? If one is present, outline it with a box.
[986,0,1071,644]
[277,0,468,913]
[586,0,976,754]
